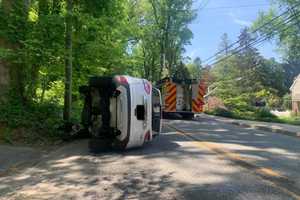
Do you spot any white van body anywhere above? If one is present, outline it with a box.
[112,76,154,149]
[80,75,162,151]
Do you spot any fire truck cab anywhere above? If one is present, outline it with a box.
[156,77,206,119]
[80,76,162,152]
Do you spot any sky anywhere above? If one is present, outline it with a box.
[185,0,280,65]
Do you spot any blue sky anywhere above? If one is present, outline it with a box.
[185,0,280,64]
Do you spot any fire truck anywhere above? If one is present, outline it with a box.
[156,77,207,119]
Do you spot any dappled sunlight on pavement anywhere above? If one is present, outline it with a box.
[0,121,299,200]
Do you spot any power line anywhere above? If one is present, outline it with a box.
[203,4,270,10]
[203,8,290,64]
[207,14,299,66]
[202,2,300,65]
[208,21,298,87]
[207,15,298,66]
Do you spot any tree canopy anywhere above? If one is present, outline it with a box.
[0,0,196,127]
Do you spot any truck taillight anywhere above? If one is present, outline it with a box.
[116,76,128,85]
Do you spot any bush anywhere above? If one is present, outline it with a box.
[208,106,278,123]
[223,94,254,112]
[282,94,292,110]
[254,108,277,120]
[0,99,65,145]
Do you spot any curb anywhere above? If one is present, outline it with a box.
[228,121,300,138]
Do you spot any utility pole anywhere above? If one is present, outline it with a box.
[63,0,73,122]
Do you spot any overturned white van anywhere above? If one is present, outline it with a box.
[79,76,162,152]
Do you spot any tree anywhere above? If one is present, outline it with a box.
[149,0,196,78]
[236,28,264,93]
[173,61,190,80]
[211,27,287,112]
[218,33,231,56]
[187,57,202,79]
[0,0,12,98]
[0,0,198,128]
[253,0,300,81]
[63,0,73,122]
[0,0,31,102]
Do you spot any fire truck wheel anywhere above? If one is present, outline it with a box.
[181,113,194,120]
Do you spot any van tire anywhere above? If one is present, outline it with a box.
[88,138,112,153]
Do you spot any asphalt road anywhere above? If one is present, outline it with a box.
[0,115,299,200]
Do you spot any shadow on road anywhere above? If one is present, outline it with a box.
[0,122,298,200]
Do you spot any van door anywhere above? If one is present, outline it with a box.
[152,88,162,135]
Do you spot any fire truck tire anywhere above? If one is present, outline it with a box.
[163,112,182,119]
[181,113,194,120]
[88,138,112,153]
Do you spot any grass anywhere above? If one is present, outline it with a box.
[278,116,300,126]
[206,108,300,126]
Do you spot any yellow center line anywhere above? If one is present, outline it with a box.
[167,124,300,200]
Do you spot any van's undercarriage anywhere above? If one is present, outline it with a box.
[80,77,122,152]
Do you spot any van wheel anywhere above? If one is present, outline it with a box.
[88,138,112,153]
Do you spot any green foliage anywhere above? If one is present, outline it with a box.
[0,0,197,144]
[186,57,202,79]
[36,80,65,105]
[0,98,64,145]
[210,29,291,127]
[208,107,278,122]
[255,108,277,120]
[279,116,300,126]
[173,62,191,79]
[253,0,300,85]
[223,94,253,111]
[283,93,292,110]
[134,0,196,79]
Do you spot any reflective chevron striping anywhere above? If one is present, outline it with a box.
[192,100,201,113]
[166,96,176,107]
[169,100,177,111]
[165,81,177,112]
[165,89,176,102]
[192,80,207,113]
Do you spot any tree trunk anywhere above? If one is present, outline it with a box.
[159,38,166,79]
[63,0,73,122]
[0,0,13,100]
[150,55,155,81]
[1,1,30,103]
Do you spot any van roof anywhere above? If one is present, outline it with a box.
[122,76,149,85]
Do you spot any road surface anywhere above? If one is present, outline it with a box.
[0,115,299,200]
